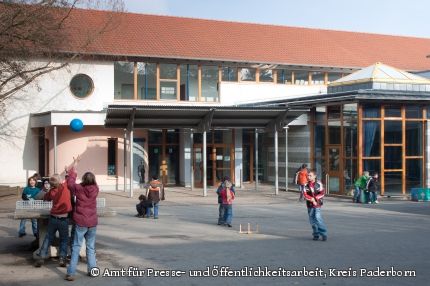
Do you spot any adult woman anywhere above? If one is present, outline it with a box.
[65,167,99,281]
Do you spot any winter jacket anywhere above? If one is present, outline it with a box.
[216,181,235,204]
[146,179,163,203]
[67,169,99,227]
[44,182,72,216]
[303,180,325,208]
[366,177,379,193]
[297,169,309,185]
[220,188,235,205]
[21,186,40,200]
[354,175,369,190]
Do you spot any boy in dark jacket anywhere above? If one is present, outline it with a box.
[303,170,328,241]
[135,194,152,218]
[366,172,379,204]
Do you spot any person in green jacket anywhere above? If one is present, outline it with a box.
[353,171,369,203]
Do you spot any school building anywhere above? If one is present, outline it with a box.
[2,7,430,197]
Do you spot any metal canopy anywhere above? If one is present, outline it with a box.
[105,105,303,130]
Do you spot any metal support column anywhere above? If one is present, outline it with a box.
[285,126,289,191]
[124,129,127,192]
[275,128,279,195]
[129,129,134,198]
[53,126,57,174]
[255,129,259,191]
[203,130,207,196]
[191,130,194,191]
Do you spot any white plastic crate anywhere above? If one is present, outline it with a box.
[16,200,52,210]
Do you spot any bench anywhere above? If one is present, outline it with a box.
[12,198,115,258]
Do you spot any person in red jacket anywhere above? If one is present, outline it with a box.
[303,170,328,241]
[34,174,72,267]
[65,167,99,281]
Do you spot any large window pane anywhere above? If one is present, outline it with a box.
[311,72,325,85]
[240,68,256,81]
[259,69,273,82]
[294,71,309,85]
[406,122,422,156]
[202,65,218,102]
[385,105,401,117]
[405,106,422,118]
[149,130,163,144]
[406,159,423,192]
[160,81,177,100]
[314,123,325,158]
[328,123,341,144]
[384,172,402,194]
[344,159,357,189]
[363,159,380,176]
[145,63,157,100]
[214,130,232,144]
[180,64,198,101]
[343,104,358,157]
[363,121,380,156]
[384,121,402,144]
[276,69,293,84]
[363,104,380,118]
[221,67,238,82]
[384,146,402,169]
[114,62,134,99]
[159,64,177,79]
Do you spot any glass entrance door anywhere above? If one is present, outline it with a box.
[326,146,341,193]
[193,145,233,187]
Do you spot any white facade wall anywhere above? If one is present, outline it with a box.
[219,81,326,105]
[0,60,114,185]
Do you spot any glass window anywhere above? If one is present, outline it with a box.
[294,71,309,85]
[201,65,218,102]
[384,121,402,144]
[363,159,380,176]
[70,74,94,98]
[384,146,402,169]
[406,122,422,156]
[107,138,117,176]
[166,130,179,144]
[137,62,157,100]
[314,123,325,158]
[405,106,422,118]
[384,172,402,194]
[159,64,177,79]
[406,159,423,192]
[149,130,163,144]
[327,106,341,120]
[160,81,177,100]
[363,121,380,157]
[328,72,343,84]
[276,69,293,84]
[114,62,134,99]
[385,105,401,117]
[328,122,341,144]
[214,130,232,144]
[221,67,238,82]
[363,104,380,118]
[311,72,325,85]
[240,68,256,81]
[180,64,198,101]
[344,159,357,189]
[259,69,273,82]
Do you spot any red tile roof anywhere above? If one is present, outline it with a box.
[64,8,430,71]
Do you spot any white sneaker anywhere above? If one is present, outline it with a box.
[374,200,379,204]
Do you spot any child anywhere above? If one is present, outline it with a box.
[216,176,235,225]
[135,194,152,218]
[146,175,163,219]
[220,180,235,227]
[35,174,72,268]
[35,179,50,200]
[18,176,40,238]
[366,172,379,204]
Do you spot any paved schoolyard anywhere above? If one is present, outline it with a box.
[0,186,429,286]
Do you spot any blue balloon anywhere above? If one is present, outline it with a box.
[70,118,84,132]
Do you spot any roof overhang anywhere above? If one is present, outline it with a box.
[280,89,430,109]
[30,111,106,128]
[104,104,305,131]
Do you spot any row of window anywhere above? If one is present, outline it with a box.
[114,62,346,101]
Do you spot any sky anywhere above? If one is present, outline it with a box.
[122,0,429,38]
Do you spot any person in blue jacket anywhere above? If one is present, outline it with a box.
[18,176,40,238]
